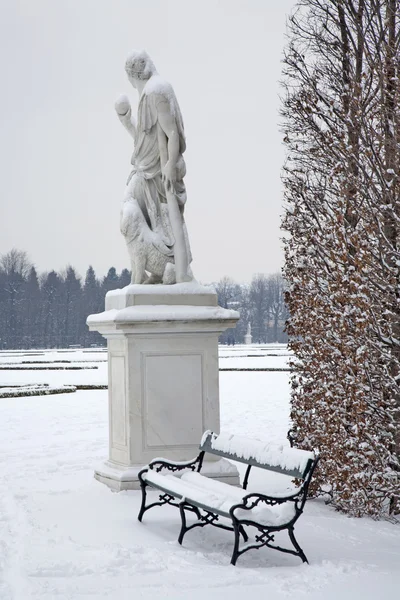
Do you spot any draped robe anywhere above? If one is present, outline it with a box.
[125,75,191,262]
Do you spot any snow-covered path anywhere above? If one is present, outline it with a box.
[0,350,399,599]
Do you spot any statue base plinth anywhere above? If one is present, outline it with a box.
[87,283,240,490]
[94,458,240,492]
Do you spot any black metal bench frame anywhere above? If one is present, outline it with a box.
[137,432,319,566]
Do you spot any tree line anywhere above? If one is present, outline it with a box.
[0,249,131,349]
[0,249,288,349]
[215,274,288,345]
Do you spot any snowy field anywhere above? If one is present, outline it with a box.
[0,345,398,599]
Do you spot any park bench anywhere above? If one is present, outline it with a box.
[138,430,319,565]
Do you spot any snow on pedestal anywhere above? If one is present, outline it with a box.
[87,282,240,490]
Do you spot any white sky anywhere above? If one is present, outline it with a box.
[0,0,296,283]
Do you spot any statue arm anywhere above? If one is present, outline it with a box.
[157,96,190,282]
[119,108,136,139]
[157,99,180,191]
[115,95,136,139]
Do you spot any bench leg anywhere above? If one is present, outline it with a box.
[230,522,308,566]
[138,483,147,522]
[178,503,187,545]
[178,505,229,547]
[230,518,241,566]
[239,525,248,542]
[288,527,308,564]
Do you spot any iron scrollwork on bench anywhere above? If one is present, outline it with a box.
[149,454,205,474]
[138,453,205,521]
[227,491,309,565]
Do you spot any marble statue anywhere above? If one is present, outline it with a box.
[116,50,193,284]
[120,196,175,284]
[244,322,252,345]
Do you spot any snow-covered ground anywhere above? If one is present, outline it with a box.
[0,349,108,388]
[0,346,398,599]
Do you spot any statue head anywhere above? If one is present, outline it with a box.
[125,50,156,87]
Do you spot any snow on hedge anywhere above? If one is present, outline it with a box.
[0,384,76,398]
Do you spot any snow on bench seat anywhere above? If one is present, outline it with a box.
[143,470,296,527]
[201,430,314,477]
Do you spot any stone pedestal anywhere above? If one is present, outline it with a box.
[87,282,240,490]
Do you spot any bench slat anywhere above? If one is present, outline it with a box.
[144,470,297,526]
[200,431,313,479]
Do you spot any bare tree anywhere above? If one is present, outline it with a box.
[268,274,287,343]
[0,248,32,278]
[249,274,270,343]
[0,249,33,348]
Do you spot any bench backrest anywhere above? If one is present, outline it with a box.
[200,430,316,480]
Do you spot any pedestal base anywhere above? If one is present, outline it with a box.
[94,458,240,491]
[87,283,240,490]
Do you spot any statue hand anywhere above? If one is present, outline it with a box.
[162,161,177,193]
[115,94,131,116]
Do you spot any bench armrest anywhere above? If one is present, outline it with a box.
[243,490,301,504]
[229,490,303,518]
[138,451,205,482]
[149,454,203,472]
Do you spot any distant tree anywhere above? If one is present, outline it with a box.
[268,274,287,343]
[82,266,104,346]
[23,266,41,347]
[0,270,6,348]
[60,266,82,347]
[119,268,131,288]
[0,249,32,348]
[249,274,269,343]
[215,277,242,343]
[214,275,288,344]
[0,248,32,278]
[234,285,250,343]
[41,271,63,347]
[102,267,120,294]
[82,266,101,313]
[215,277,238,309]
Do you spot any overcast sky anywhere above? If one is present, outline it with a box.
[0,0,296,283]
